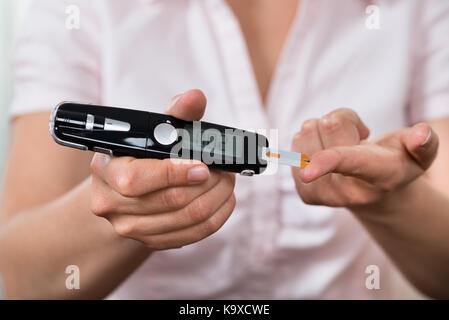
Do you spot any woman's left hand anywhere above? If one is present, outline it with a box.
[292,108,439,208]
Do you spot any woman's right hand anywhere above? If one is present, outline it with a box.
[90,90,236,250]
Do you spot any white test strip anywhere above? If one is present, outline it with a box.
[262,147,310,168]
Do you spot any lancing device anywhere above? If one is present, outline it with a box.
[49,102,310,176]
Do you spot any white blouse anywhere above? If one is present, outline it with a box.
[10,0,449,298]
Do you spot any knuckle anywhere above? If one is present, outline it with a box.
[90,154,103,174]
[115,169,136,196]
[164,161,179,187]
[320,114,343,133]
[349,192,377,207]
[377,179,397,193]
[229,194,237,211]
[113,219,136,237]
[91,193,112,216]
[336,108,360,125]
[224,194,237,217]
[342,188,368,207]
[377,165,404,193]
[230,172,237,185]
[292,131,302,145]
[330,107,356,119]
[225,173,236,189]
[162,188,188,209]
[301,119,319,134]
[188,198,213,223]
[202,217,220,235]
[300,192,320,206]
[335,107,355,115]
[143,236,179,251]
[142,237,158,250]
[149,243,166,251]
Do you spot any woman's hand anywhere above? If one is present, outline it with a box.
[291,108,439,209]
[90,90,236,250]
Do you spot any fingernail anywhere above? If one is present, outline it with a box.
[188,166,209,183]
[420,129,432,147]
[165,94,183,112]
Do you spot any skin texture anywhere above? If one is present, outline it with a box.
[291,109,449,298]
[0,90,236,299]
[226,0,300,103]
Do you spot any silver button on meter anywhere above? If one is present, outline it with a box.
[240,170,255,176]
[154,122,178,145]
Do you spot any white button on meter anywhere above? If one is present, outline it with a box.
[154,122,178,145]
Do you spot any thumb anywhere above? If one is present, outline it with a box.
[402,123,439,170]
[165,89,207,121]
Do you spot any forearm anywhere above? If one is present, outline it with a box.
[0,178,151,299]
[352,177,449,298]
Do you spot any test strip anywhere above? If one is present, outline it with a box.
[262,147,310,168]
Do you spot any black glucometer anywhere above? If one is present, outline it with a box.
[49,102,269,175]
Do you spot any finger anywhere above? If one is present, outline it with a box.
[139,194,236,250]
[402,123,439,170]
[292,119,325,184]
[91,173,115,217]
[91,154,210,197]
[110,173,235,236]
[165,89,207,121]
[132,171,225,214]
[94,170,222,216]
[318,108,370,148]
[292,119,324,156]
[299,145,391,184]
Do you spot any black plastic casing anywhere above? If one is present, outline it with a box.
[50,102,269,175]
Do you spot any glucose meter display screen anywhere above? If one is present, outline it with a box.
[182,125,244,158]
